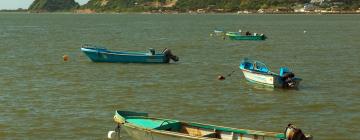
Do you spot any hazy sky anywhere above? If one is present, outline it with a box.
[0,0,90,10]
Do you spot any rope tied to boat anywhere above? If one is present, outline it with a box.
[218,70,236,80]
[115,124,121,139]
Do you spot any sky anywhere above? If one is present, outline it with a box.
[0,0,90,10]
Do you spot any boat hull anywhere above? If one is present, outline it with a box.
[110,111,312,140]
[242,69,276,87]
[228,35,266,40]
[81,47,168,63]
[225,32,266,40]
[123,125,200,140]
[123,124,283,140]
[242,69,301,88]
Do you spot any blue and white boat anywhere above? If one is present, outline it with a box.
[239,58,301,88]
[81,44,179,63]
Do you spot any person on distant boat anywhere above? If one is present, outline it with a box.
[245,31,251,36]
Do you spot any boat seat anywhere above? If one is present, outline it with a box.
[241,62,254,70]
[257,67,269,73]
[155,122,181,132]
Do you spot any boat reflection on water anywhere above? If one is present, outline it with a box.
[245,81,275,91]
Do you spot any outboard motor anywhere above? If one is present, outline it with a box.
[283,72,296,88]
[280,67,296,88]
[163,48,179,62]
[284,124,310,140]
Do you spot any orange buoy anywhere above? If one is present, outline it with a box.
[218,75,225,80]
[63,55,69,61]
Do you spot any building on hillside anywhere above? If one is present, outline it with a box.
[294,7,305,12]
[257,8,275,13]
[237,10,253,14]
[304,3,316,12]
[330,6,342,12]
[276,7,294,13]
[196,9,205,13]
[310,0,325,4]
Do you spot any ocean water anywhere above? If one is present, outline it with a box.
[0,13,359,140]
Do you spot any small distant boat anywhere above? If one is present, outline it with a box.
[108,111,313,140]
[239,58,301,88]
[214,28,225,34]
[212,28,225,36]
[226,31,266,40]
[81,44,179,63]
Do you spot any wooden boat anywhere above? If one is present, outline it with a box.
[81,44,179,63]
[226,31,266,40]
[239,58,302,88]
[108,111,312,140]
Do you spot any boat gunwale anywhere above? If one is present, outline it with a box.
[241,68,278,76]
[124,123,214,140]
[81,47,165,57]
[226,32,265,37]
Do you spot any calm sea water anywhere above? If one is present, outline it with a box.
[0,13,359,140]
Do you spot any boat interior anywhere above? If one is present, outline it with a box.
[240,60,270,73]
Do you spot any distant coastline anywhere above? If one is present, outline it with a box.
[1,9,360,15]
[1,0,357,15]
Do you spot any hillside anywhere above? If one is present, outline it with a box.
[82,0,177,12]
[26,0,360,13]
[81,0,360,13]
[29,0,80,12]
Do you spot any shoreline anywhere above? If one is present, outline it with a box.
[1,10,360,15]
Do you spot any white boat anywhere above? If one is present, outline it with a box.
[239,58,301,88]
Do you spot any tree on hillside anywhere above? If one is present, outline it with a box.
[29,0,79,12]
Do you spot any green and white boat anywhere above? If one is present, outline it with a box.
[108,111,313,140]
[226,31,267,40]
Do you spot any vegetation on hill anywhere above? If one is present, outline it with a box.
[174,0,360,12]
[80,0,360,12]
[26,0,360,13]
[29,0,80,12]
[81,0,173,12]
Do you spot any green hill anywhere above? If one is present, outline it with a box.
[29,0,80,12]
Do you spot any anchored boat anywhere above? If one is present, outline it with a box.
[239,58,301,88]
[213,28,225,35]
[226,31,266,40]
[81,44,179,63]
[108,111,312,140]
